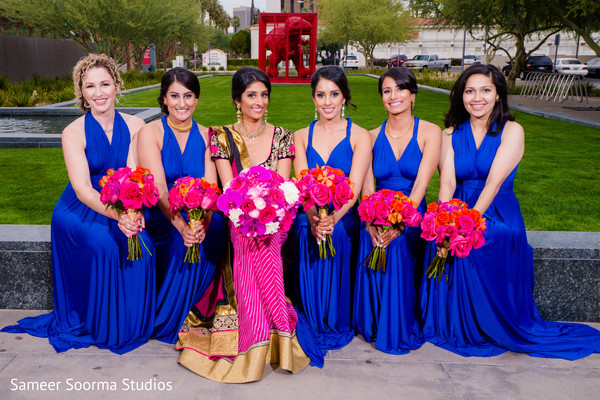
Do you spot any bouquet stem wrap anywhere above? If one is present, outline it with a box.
[125,209,152,261]
[185,208,208,263]
[318,207,336,260]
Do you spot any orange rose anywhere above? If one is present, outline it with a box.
[435,211,450,226]
[427,202,439,212]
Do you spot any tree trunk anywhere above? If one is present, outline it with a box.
[15,21,20,36]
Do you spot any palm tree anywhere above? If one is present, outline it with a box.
[232,15,240,33]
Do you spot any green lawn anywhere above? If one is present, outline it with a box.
[1,75,599,231]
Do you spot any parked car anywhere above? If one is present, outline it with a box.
[403,55,451,72]
[554,58,588,76]
[463,55,481,65]
[339,55,359,70]
[585,58,600,78]
[502,55,553,79]
[387,54,408,68]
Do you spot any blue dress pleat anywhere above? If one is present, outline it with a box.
[353,118,426,354]
[292,118,359,367]
[418,121,600,359]
[2,111,156,354]
[146,116,226,344]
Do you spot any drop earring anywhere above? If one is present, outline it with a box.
[263,108,268,122]
[314,106,318,120]
[341,105,345,118]
[411,98,415,111]
[236,106,242,124]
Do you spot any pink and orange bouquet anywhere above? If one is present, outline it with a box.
[99,166,159,260]
[358,189,422,272]
[168,176,221,263]
[217,166,301,238]
[294,166,354,259]
[420,199,486,281]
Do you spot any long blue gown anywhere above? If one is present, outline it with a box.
[2,111,156,354]
[419,121,600,359]
[146,116,226,344]
[292,118,360,367]
[353,118,426,354]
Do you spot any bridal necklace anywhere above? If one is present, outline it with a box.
[386,116,414,139]
[236,120,266,139]
[167,116,193,132]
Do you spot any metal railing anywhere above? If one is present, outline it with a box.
[520,72,589,103]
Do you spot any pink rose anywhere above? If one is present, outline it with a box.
[229,177,243,191]
[184,187,202,209]
[333,181,353,210]
[241,199,256,213]
[374,201,392,226]
[436,224,458,243]
[401,205,422,227]
[119,181,143,209]
[470,229,485,249]
[420,214,437,241]
[449,235,473,258]
[258,205,277,224]
[309,183,332,207]
[404,208,423,227]
[269,172,285,186]
[143,182,159,207]
[458,215,475,234]
[200,188,218,210]
[270,188,286,206]
[168,187,184,212]
[280,212,294,233]
[111,167,132,184]
[358,201,376,223]
[100,182,120,205]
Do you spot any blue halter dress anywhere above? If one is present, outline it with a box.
[2,111,156,354]
[292,118,360,367]
[419,121,600,359]
[146,116,226,344]
[353,118,426,354]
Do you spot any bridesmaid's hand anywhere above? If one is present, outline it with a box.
[378,226,403,248]
[117,211,143,238]
[194,212,212,244]
[310,214,334,243]
[180,224,200,247]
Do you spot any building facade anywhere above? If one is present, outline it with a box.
[233,6,252,31]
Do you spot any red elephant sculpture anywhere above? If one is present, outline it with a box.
[264,16,312,79]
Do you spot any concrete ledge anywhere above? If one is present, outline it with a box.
[1,226,599,322]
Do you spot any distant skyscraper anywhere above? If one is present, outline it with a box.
[233,6,252,30]
[276,0,316,13]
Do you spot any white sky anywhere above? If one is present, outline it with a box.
[219,0,267,17]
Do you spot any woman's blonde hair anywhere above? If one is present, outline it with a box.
[72,53,124,111]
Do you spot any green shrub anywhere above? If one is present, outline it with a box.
[4,90,35,107]
[0,74,7,90]
[227,58,259,68]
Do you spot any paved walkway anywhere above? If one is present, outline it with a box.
[508,94,600,128]
[1,310,599,400]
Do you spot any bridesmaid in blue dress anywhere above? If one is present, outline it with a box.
[353,67,441,354]
[1,54,155,354]
[292,66,372,367]
[419,64,600,359]
[137,68,226,344]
